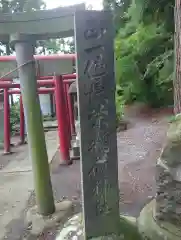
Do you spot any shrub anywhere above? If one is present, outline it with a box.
[113,0,174,108]
[10,102,20,134]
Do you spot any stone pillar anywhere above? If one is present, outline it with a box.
[68,81,80,159]
[68,81,78,122]
[74,10,120,238]
[155,114,181,224]
[10,34,55,216]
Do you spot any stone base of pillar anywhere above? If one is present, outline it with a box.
[56,213,141,240]
[26,201,73,236]
[0,142,4,150]
[70,137,80,160]
[70,147,80,160]
[137,200,181,240]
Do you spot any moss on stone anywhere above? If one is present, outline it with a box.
[159,114,181,168]
[56,213,142,240]
[137,200,181,240]
[118,215,142,240]
[91,215,142,239]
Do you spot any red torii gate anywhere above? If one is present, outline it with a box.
[1,75,76,164]
[0,54,76,164]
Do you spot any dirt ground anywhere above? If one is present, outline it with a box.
[3,108,171,240]
[35,108,170,239]
[51,109,169,212]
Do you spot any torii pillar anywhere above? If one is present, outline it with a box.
[10,34,55,216]
[0,4,85,216]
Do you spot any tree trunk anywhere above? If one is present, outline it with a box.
[174,0,181,114]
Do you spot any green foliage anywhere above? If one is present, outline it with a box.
[10,102,20,135]
[10,0,45,12]
[0,0,46,55]
[116,85,125,122]
[106,0,174,108]
[37,38,75,55]
[103,0,131,31]
[0,0,46,13]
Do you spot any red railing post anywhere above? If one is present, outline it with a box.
[54,76,72,165]
[63,82,71,146]
[4,88,11,154]
[19,95,25,145]
[66,83,75,135]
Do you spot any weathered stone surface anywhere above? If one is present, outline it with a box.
[56,213,141,240]
[0,4,85,42]
[26,201,73,236]
[138,200,181,240]
[68,81,77,94]
[155,115,181,224]
[74,10,120,238]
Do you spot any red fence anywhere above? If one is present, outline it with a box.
[1,74,76,165]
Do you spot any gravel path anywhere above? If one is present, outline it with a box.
[117,113,168,216]
[4,110,170,239]
[49,112,168,218]
[36,111,169,239]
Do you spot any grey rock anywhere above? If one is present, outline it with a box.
[155,116,181,224]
